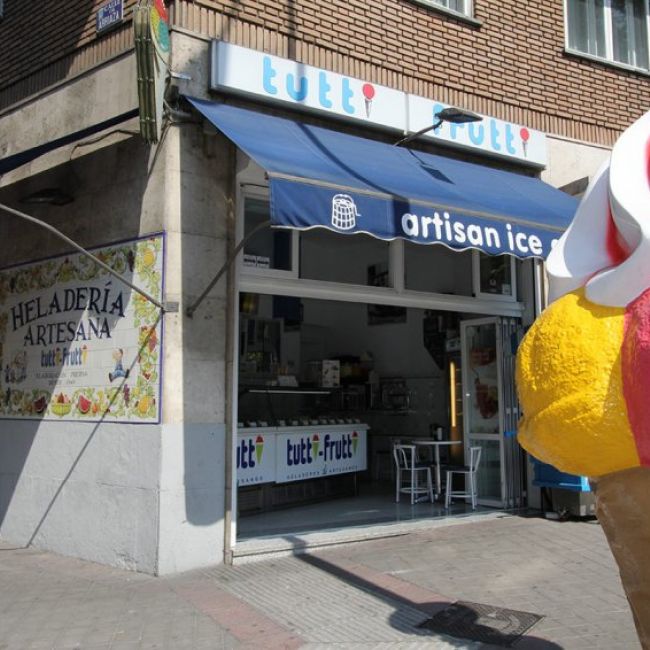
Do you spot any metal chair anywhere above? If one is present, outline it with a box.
[393,444,434,504]
[444,446,482,509]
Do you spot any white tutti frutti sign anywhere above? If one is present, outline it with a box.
[210,41,547,167]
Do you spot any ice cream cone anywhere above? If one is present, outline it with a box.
[365,98,372,118]
[593,466,650,648]
[255,435,264,464]
[514,110,650,649]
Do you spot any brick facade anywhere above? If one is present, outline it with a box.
[1,0,649,146]
[0,0,136,109]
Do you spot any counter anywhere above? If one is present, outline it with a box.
[237,423,369,486]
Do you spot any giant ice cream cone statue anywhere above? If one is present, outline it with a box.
[516,111,650,649]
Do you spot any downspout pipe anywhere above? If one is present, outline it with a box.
[185,219,269,319]
[222,141,237,564]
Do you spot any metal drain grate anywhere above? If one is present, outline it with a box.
[419,600,543,647]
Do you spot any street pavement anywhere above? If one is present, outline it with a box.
[0,513,640,649]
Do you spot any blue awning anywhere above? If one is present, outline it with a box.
[187,97,577,259]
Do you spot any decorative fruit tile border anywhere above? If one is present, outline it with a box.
[0,234,164,423]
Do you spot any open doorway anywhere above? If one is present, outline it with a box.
[235,294,517,541]
[233,196,531,543]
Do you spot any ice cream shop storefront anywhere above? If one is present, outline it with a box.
[194,43,578,550]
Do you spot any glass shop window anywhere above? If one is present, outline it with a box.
[404,242,474,297]
[472,252,517,301]
[300,228,391,287]
[242,197,294,274]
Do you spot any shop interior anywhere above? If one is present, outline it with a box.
[236,200,526,541]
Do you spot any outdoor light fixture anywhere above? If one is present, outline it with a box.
[20,188,74,206]
[394,106,483,147]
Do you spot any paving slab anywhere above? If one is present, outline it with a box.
[0,513,642,649]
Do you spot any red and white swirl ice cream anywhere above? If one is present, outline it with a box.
[516,111,650,648]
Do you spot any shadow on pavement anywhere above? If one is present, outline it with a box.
[288,536,563,649]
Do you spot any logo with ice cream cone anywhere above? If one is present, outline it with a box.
[520,127,530,157]
[312,434,320,457]
[362,83,375,118]
[255,435,264,464]
[352,431,358,454]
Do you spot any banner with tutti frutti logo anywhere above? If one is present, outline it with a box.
[0,234,164,423]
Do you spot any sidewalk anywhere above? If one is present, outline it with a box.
[0,513,640,649]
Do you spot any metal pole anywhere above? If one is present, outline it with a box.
[394,119,443,147]
[222,142,237,565]
[185,219,270,318]
[0,202,167,311]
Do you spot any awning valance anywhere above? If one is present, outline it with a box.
[187,97,577,259]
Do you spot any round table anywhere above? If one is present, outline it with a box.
[411,439,463,497]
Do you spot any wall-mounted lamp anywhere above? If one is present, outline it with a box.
[394,106,483,147]
[20,188,74,206]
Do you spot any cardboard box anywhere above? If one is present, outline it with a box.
[321,360,340,387]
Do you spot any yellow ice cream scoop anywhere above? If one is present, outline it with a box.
[516,288,640,477]
[517,110,650,650]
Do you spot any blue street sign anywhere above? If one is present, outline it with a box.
[96,0,124,34]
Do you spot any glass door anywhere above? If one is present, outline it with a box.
[460,318,505,507]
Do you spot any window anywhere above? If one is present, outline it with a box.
[300,229,391,287]
[417,0,473,17]
[242,197,298,277]
[566,0,650,71]
[472,252,518,301]
[405,242,474,297]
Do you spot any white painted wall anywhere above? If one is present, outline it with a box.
[0,131,166,572]
[155,119,231,575]
[157,423,226,573]
[0,39,233,571]
[0,54,138,187]
[542,135,611,190]
[0,421,161,572]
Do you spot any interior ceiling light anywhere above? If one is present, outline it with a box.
[20,188,74,206]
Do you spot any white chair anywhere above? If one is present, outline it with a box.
[393,444,434,504]
[444,446,482,509]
